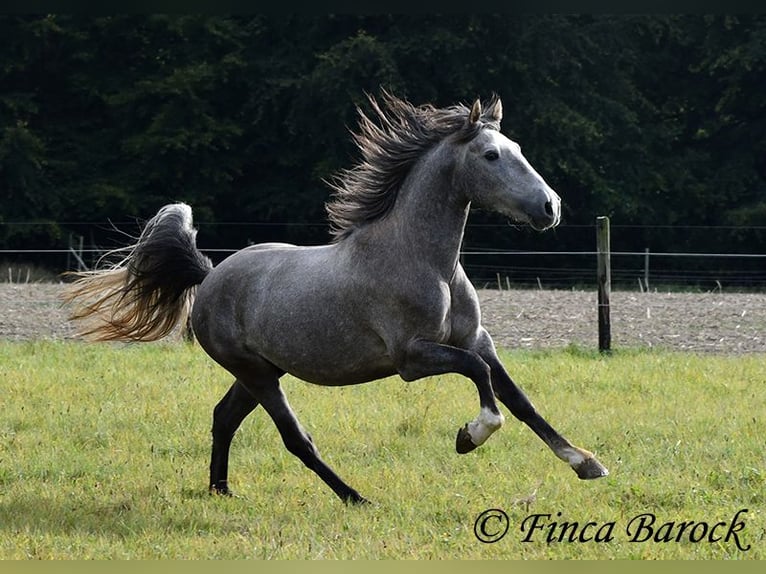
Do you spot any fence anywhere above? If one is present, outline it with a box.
[1,222,765,290]
[3,246,766,291]
[460,250,766,291]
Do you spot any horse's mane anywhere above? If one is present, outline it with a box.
[325,91,501,242]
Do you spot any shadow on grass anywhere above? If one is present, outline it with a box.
[0,485,244,538]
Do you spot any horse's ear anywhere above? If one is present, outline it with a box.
[489,97,503,122]
[470,99,482,124]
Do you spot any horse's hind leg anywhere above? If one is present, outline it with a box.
[209,380,259,495]
[247,377,369,505]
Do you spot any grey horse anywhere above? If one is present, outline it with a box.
[64,92,608,504]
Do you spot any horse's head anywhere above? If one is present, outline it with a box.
[456,97,561,231]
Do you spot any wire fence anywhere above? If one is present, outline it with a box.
[2,246,766,291]
[461,250,766,291]
[3,272,766,353]
[1,220,765,290]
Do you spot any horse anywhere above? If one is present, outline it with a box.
[63,92,608,505]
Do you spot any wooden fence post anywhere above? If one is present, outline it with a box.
[644,247,650,291]
[67,234,88,272]
[596,216,611,353]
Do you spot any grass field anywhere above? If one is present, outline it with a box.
[0,340,763,559]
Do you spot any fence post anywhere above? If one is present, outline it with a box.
[644,247,650,291]
[596,216,611,353]
[67,234,88,272]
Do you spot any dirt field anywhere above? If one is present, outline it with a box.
[1,283,765,353]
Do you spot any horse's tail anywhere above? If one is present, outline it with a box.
[62,203,213,342]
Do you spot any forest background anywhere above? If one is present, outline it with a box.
[1,14,764,282]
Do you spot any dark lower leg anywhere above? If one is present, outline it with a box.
[489,360,608,479]
[209,380,259,495]
[395,340,504,453]
[257,382,368,504]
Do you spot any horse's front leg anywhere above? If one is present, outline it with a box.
[474,329,609,479]
[394,340,505,453]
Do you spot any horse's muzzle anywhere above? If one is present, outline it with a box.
[529,191,561,231]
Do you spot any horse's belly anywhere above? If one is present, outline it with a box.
[290,359,397,386]
[263,332,397,386]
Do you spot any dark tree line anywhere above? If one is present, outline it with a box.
[1,14,765,276]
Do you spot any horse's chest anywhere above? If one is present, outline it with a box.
[387,290,455,344]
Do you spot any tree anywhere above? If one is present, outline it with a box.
[1,15,764,277]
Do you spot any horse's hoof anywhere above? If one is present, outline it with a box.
[456,424,478,454]
[573,457,609,480]
[209,483,234,497]
[344,492,371,506]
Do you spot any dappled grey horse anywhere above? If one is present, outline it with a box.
[64,92,608,504]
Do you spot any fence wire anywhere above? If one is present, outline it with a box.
[2,221,765,290]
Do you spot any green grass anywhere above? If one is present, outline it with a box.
[0,341,763,559]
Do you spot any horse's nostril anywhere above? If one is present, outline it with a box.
[544,201,554,217]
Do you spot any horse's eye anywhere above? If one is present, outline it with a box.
[484,150,500,161]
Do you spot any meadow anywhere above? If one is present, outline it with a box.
[0,340,763,559]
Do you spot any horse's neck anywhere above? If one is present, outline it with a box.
[378,156,469,278]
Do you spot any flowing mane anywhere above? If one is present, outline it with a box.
[325,91,501,241]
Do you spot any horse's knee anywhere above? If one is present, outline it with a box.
[498,394,536,422]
